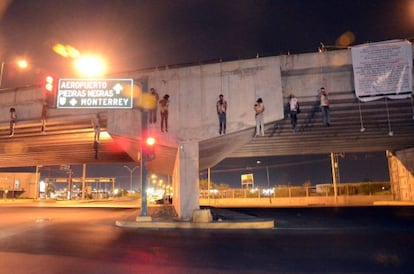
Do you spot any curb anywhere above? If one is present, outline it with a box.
[373,201,414,206]
[115,218,275,229]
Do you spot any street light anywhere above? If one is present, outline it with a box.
[16,59,28,69]
[73,55,106,77]
[0,62,5,88]
[123,165,138,192]
[256,160,270,189]
[0,58,29,88]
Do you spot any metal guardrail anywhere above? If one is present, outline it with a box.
[200,183,391,199]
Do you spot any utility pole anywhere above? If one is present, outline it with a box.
[82,164,86,199]
[266,166,272,204]
[140,110,149,217]
[123,165,138,192]
[208,167,211,205]
[67,167,73,200]
[330,152,344,203]
[266,166,270,189]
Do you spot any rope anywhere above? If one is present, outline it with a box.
[254,54,259,98]
[199,64,206,123]
[219,59,223,94]
[411,94,414,120]
[155,66,159,86]
[384,97,393,136]
[253,55,259,137]
[148,67,159,131]
[165,65,170,91]
[318,42,327,89]
[357,99,365,132]
[318,45,324,87]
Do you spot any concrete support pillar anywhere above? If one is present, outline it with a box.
[173,141,200,220]
[395,148,414,174]
[387,149,414,201]
[35,166,40,199]
[81,164,86,200]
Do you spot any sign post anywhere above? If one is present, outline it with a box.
[241,173,254,189]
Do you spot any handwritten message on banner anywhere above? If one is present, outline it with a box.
[351,40,412,102]
[57,79,133,109]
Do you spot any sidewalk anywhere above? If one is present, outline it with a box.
[0,198,140,208]
[116,206,275,230]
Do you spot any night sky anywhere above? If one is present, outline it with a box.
[1,0,408,188]
[2,0,414,80]
[209,152,390,188]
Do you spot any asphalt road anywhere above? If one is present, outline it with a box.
[0,205,413,274]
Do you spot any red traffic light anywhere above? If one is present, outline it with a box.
[145,136,156,146]
[144,136,156,161]
[43,75,55,93]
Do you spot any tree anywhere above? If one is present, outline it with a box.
[217,183,230,190]
[303,180,312,187]
[199,179,216,190]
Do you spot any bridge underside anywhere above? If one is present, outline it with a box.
[0,96,413,171]
[0,117,133,167]
[0,118,177,176]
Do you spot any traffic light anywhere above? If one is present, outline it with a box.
[43,75,55,94]
[144,136,156,161]
[42,74,57,107]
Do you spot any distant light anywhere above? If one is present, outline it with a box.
[39,180,46,193]
[262,188,275,196]
[146,187,155,195]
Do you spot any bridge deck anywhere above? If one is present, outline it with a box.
[229,94,414,157]
[1,92,413,171]
[0,116,132,167]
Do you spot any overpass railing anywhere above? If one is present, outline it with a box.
[200,182,391,199]
[199,182,393,207]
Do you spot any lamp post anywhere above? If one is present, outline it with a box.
[123,165,138,192]
[266,166,270,189]
[330,152,344,202]
[0,62,5,88]
[256,160,270,188]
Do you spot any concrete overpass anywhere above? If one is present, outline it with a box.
[1,46,414,219]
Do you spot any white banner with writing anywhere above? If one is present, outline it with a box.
[351,40,412,102]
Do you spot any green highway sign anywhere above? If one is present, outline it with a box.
[57,78,133,109]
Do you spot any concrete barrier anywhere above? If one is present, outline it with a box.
[192,209,213,223]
